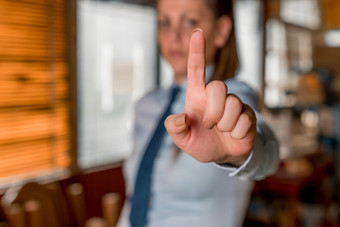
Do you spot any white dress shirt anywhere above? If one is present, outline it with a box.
[117,68,279,227]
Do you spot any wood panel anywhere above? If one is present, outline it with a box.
[313,46,340,76]
[322,0,340,29]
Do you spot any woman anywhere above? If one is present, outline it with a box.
[117,0,279,226]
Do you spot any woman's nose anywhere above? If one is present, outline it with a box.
[168,25,182,41]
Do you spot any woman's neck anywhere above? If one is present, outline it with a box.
[173,63,215,86]
[174,73,187,86]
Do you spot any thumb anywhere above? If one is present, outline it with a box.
[165,113,191,148]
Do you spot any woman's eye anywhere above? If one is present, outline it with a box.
[185,19,198,27]
[158,20,170,29]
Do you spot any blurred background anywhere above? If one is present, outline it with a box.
[0,0,340,226]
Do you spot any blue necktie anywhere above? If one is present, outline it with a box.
[129,86,180,227]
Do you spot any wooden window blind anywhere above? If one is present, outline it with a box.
[0,0,72,181]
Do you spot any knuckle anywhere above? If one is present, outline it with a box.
[240,112,252,126]
[231,131,244,140]
[226,95,242,109]
[207,81,227,94]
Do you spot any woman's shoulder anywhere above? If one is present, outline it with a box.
[225,78,257,95]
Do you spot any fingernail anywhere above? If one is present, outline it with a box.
[175,113,187,126]
[193,28,203,33]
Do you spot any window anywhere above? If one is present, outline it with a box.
[77,1,157,168]
[234,0,263,92]
[264,19,289,108]
[0,0,73,184]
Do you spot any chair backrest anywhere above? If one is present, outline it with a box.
[66,183,87,227]
[2,181,124,227]
[102,192,122,227]
[2,203,26,227]
[2,182,69,227]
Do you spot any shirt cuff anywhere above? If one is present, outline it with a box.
[214,142,256,179]
[214,125,278,180]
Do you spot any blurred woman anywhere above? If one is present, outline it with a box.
[117,0,279,226]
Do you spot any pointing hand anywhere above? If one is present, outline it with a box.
[164,29,257,166]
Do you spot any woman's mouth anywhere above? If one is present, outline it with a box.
[169,50,184,58]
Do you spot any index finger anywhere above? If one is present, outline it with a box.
[187,28,206,92]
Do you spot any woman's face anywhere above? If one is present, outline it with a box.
[157,0,222,83]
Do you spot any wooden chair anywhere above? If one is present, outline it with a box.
[1,182,69,227]
[102,192,122,227]
[2,182,124,227]
[85,217,109,227]
[66,183,88,227]
[2,203,26,227]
